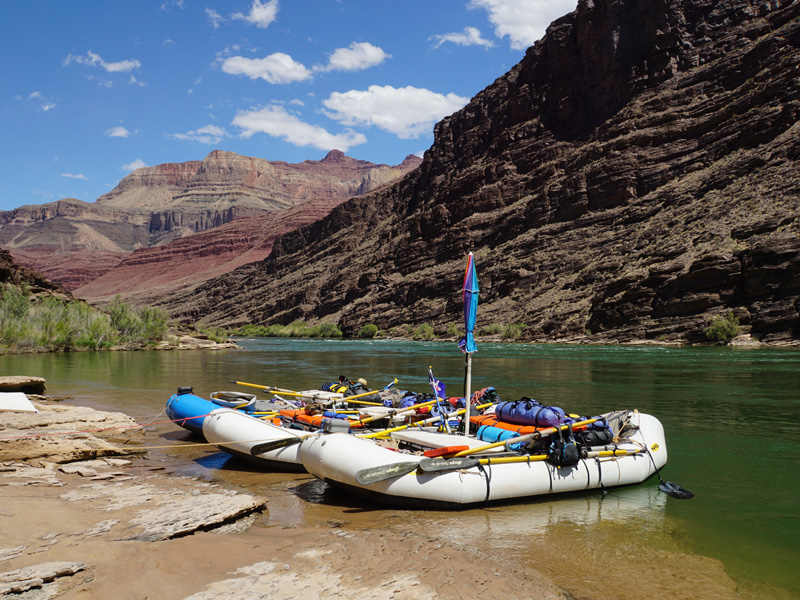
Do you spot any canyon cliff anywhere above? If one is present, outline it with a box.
[162,0,800,345]
[0,151,420,294]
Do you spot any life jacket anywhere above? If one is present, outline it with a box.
[278,409,364,430]
[321,382,351,394]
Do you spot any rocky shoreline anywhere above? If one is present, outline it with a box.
[0,387,573,600]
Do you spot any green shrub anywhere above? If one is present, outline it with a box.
[704,311,741,344]
[309,322,343,338]
[357,324,379,339]
[478,323,502,336]
[446,322,460,337]
[195,324,230,344]
[0,288,173,352]
[412,323,434,340]
[502,323,527,340]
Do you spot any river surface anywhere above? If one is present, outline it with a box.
[2,339,799,599]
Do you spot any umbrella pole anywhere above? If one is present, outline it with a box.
[464,353,472,439]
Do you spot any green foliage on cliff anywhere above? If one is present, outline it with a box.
[0,287,169,353]
[356,323,380,338]
[411,323,435,340]
[704,311,742,344]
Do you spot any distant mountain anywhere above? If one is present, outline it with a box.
[161,0,800,345]
[0,150,421,292]
[74,195,354,307]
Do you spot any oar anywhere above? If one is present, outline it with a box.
[231,379,396,404]
[357,400,497,439]
[354,416,599,481]
[355,448,648,485]
[418,447,645,472]
[450,417,601,457]
[250,433,317,455]
[230,380,320,399]
[251,397,450,455]
[355,397,443,426]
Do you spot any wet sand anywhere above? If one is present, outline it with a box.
[0,399,765,600]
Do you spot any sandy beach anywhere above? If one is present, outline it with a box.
[0,393,753,600]
[0,395,569,599]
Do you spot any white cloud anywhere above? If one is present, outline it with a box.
[222,52,311,84]
[318,42,390,72]
[62,173,87,180]
[206,8,225,28]
[105,126,131,138]
[232,0,278,29]
[431,26,495,49]
[322,85,469,139]
[231,105,366,151]
[470,0,577,50]
[64,50,141,73]
[122,159,147,172]
[171,124,229,144]
[17,91,57,111]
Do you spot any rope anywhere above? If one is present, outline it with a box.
[0,409,279,443]
[0,434,304,454]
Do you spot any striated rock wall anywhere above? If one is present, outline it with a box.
[164,0,800,344]
[1,151,420,291]
[0,248,73,300]
[75,196,350,307]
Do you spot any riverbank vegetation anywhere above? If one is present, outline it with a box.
[231,320,530,342]
[232,321,343,339]
[0,285,170,353]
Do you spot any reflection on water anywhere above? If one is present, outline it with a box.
[2,339,799,598]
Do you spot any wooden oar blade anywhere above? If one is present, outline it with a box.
[250,436,306,455]
[418,456,481,472]
[355,461,420,485]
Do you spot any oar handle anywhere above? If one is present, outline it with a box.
[453,417,600,457]
[355,397,444,425]
[230,380,307,397]
[357,400,497,438]
[474,447,643,465]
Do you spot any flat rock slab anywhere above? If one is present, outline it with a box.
[0,561,85,595]
[0,377,46,395]
[59,479,267,541]
[129,493,267,542]
[0,402,145,466]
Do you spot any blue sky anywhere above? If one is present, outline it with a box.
[1,0,577,212]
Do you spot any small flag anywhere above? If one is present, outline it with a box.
[428,367,446,399]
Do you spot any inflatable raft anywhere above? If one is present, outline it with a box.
[202,407,314,471]
[299,410,668,508]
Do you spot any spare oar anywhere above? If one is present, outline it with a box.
[419,447,645,473]
[357,400,498,439]
[231,379,396,405]
[230,380,318,399]
[356,461,421,485]
[451,417,601,457]
[250,434,317,455]
[356,446,645,485]
[355,397,443,425]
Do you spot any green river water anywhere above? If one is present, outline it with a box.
[2,338,798,599]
